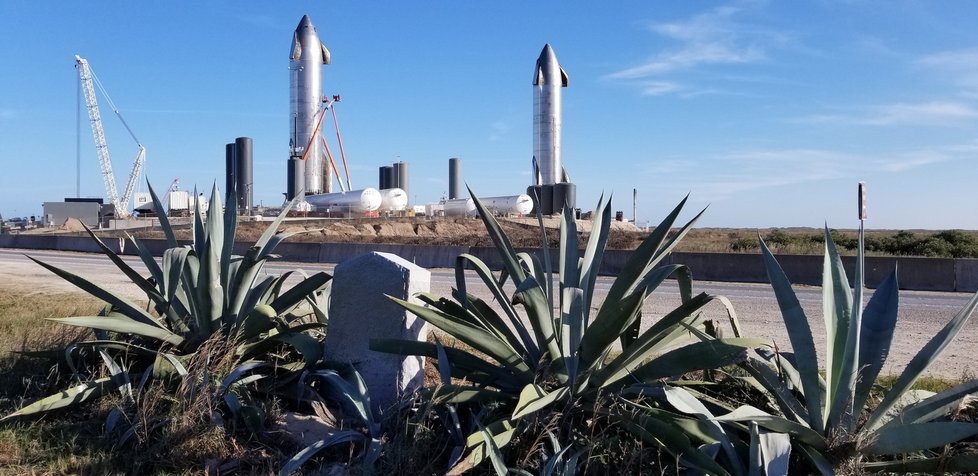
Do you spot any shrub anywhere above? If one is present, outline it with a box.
[1,183,380,473]
[374,192,762,475]
[733,225,978,473]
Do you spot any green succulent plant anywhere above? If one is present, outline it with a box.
[2,183,332,424]
[725,225,978,474]
[373,191,765,475]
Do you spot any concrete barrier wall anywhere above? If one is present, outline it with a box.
[956,259,978,293]
[4,234,978,292]
[858,256,956,292]
[672,252,772,284]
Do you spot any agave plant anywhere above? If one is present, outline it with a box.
[373,190,765,475]
[720,225,978,473]
[2,182,332,423]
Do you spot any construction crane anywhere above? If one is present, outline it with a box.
[74,55,146,218]
[161,178,179,211]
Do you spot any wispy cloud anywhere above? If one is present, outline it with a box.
[872,151,949,173]
[918,47,978,92]
[646,145,970,200]
[918,48,978,70]
[605,3,789,96]
[795,101,978,126]
[866,102,978,125]
[638,81,683,96]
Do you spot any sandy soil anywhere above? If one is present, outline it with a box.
[32,216,647,249]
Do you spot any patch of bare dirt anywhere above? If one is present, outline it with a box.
[153,217,645,249]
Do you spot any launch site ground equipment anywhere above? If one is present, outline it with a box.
[75,55,145,219]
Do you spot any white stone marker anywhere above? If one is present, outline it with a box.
[325,252,431,415]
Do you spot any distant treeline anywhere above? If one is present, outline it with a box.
[731,229,978,258]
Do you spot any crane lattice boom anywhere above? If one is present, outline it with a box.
[74,55,145,218]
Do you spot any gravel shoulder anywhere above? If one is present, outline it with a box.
[2,248,975,380]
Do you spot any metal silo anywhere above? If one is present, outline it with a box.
[235,137,253,213]
[449,157,461,199]
[394,161,409,203]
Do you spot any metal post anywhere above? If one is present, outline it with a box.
[77,75,81,198]
[633,188,637,224]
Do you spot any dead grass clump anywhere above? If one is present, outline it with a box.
[0,290,101,352]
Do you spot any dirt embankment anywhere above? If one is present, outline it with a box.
[34,216,978,257]
[78,217,649,249]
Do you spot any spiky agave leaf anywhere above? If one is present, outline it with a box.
[758,237,825,433]
[864,288,978,431]
[9,184,335,428]
[1,376,128,420]
[851,268,899,419]
[278,430,366,476]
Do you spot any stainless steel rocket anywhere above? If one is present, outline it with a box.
[528,44,575,215]
[288,15,331,199]
[532,43,568,186]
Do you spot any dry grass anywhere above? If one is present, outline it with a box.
[0,290,101,354]
[0,287,293,474]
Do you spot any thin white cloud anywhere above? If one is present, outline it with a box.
[918,47,978,92]
[866,101,978,125]
[605,3,790,97]
[639,81,683,96]
[794,101,978,126]
[645,145,971,200]
[607,43,763,80]
[918,47,978,69]
[945,140,978,153]
[873,152,948,173]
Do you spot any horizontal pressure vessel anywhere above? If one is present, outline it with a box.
[305,188,382,213]
[482,194,533,215]
[378,188,408,212]
[442,198,477,217]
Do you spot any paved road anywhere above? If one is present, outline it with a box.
[2,248,976,378]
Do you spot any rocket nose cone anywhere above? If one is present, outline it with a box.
[534,43,559,85]
[296,14,314,31]
[538,43,556,61]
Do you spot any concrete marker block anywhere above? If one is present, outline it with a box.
[325,251,431,415]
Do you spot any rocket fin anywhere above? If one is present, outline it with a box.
[321,42,331,65]
[561,167,571,183]
[533,64,544,85]
[291,33,301,60]
[560,66,569,87]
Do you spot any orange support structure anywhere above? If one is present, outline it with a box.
[321,135,345,192]
[330,106,353,190]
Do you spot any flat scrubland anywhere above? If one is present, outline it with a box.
[31,216,978,257]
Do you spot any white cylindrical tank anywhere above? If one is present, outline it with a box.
[305,188,382,213]
[378,188,408,212]
[482,194,533,215]
[442,198,476,217]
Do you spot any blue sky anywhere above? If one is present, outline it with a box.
[2,1,977,229]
